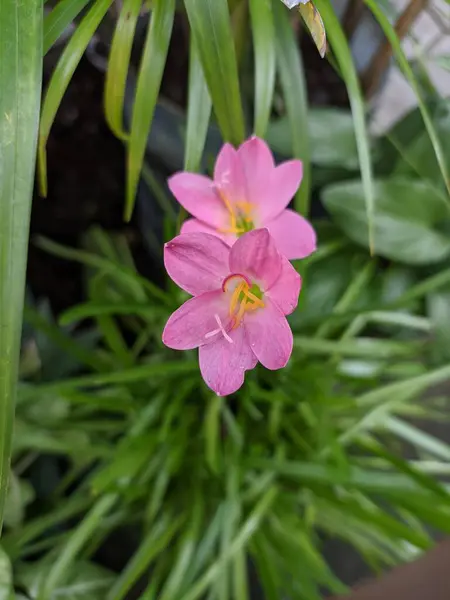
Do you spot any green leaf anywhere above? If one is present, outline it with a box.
[249,0,276,137]
[0,0,42,530]
[21,361,198,396]
[43,0,91,55]
[268,108,360,169]
[38,0,113,196]
[35,236,169,304]
[184,38,212,173]
[205,396,222,474]
[314,0,375,252]
[23,304,108,373]
[59,302,163,326]
[435,56,450,72]
[179,488,277,600]
[393,102,450,190]
[184,0,245,146]
[107,514,183,600]
[273,0,310,216]
[104,0,142,140]
[429,289,450,364]
[125,0,175,220]
[4,473,34,530]
[36,495,116,600]
[364,0,450,198]
[323,177,450,264]
[18,560,115,600]
[294,335,417,359]
[0,545,12,600]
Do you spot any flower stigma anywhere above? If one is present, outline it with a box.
[205,313,233,344]
[222,274,265,329]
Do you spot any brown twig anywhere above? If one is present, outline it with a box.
[361,0,429,99]
[342,0,365,40]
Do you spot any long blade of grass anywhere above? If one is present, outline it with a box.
[179,488,277,600]
[38,0,113,196]
[43,0,91,55]
[184,0,245,145]
[249,0,276,138]
[364,0,450,198]
[125,0,175,221]
[184,38,212,173]
[0,0,42,530]
[273,0,310,216]
[35,236,169,304]
[20,361,198,396]
[104,0,142,141]
[107,514,184,600]
[314,0,375,252]
[36,494,116,600]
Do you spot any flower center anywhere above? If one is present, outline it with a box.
[217,191,255,236]
[222,274,265,329]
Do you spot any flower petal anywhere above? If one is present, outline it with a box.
[162,290,228,350]
[244,298,293,370]
[229,228,282,289]
[259,160,303,222]
[265,209,317,260]
[237,137,275,208]
[199,324,257,396]
[168,172,228,228]
[181,218,237,247]
[214,143,247,205]
[164,232,230,296]
[266,256,301,316]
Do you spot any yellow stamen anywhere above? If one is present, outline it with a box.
[244,290,265,307]
[229,282,245,316]
[227,279,265,329]
[234,297,247,328]
[216,190,256,235]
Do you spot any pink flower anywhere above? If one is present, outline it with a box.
[168,136,316,260]
[162,228,301,396]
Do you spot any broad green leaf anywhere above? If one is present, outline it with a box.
[435,56,450,72]
[125,0,175,220]
[104,0,142,140]
[43,0,91,55]
[4,473,35,530]
[249,0,276,137]
[0,0,42,530]
[268,108,360,169]
[39,0,113,196]
[364,0,450,198]
[393,101,450,189]
[184,0,245,146]
[314,0,375,252]
[323,178,450,264]
[0,545,12,600]
[184,38,212,172]
[273,0,310,216]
